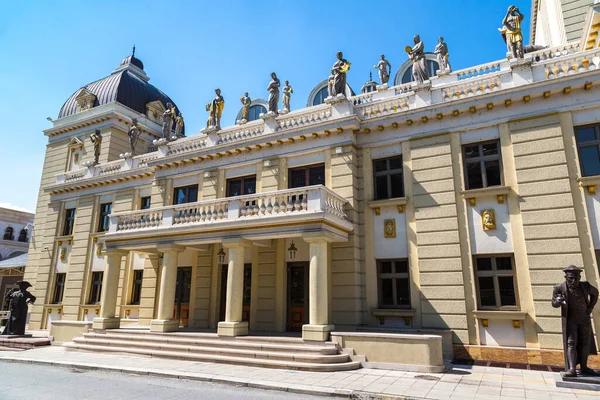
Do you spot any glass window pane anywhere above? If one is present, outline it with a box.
[389,156,402,170]
[396,278,410,306]
[401,67,413,84]
[576,127,597,143]
[380,261,392,274]
[244,178,256,195]
[580,146,600,177]
[375,175,388,200]
[380,279,394,306]
[309,165,325,186]
[476,258,493,271]
[390,174,404,198]
[374,159,388,172]
[498,276,517,306]
[478,277,496,307]
[141,197,151,210]
[464,145,480,159]
[482,142,498,156]
[313,87,329,106]
[495,257,513,270]
[290,169,306,188]
[395,260,408,273]
[466,162,483,189]
[227,180,242,197]
[485,160,502,186]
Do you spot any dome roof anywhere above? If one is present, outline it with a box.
[57,50,180,127]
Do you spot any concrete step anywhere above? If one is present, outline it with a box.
[0,337,51,350]
[84,332,338,355]
[72,337,349,364]
[63,342,361,372]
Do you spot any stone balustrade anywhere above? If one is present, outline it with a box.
[275,105,333,131]
[108,185,348,234]
[216,121,264,144]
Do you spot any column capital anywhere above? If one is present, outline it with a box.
[222,238,252,249]
[302,232,337,244]
[103,248,129,257]
[156,244,186,254]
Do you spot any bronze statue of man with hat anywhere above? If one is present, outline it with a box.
[552,265,599,377]
[1,280,36,336]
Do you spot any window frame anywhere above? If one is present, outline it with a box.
[130,270,143,305]
[18,228,28,242]
[288,163,326,189]
[3,227,14,241]
[97,203,112,233]
[63,208,76,236]
[462,140,503,190]
[173,184,199,205]
[575,123,600,177]
[226,175,257,197]
[52,273,66,304]
[376,259,411,309]
[473,254,519,310]
[88,271,103,304]
[140,196,151,210]
[248,105,267,121]
[312,87,329,106]
[373,155,404,200]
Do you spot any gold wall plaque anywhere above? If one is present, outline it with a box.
[60,247,67,261]
[482,209,496,230]
[96,243,104,257]
[384,219,396,238]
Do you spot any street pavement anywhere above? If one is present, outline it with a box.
[0,361,340,400]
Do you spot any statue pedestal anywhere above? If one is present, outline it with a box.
[557,373,600,391]
[376,83,389,91]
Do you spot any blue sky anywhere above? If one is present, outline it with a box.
[1,0,530,212]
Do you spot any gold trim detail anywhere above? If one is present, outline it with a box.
[384,219,396,238]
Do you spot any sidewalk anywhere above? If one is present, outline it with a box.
[0,346,598,399]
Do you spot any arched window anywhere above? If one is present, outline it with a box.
[400,60,440,84]
[248,105,266,122]
[312,87,329,106]
[18,228,28,243]
[3,227,14,241]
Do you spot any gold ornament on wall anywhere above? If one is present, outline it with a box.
[482,209,496,231]
[59,247,67,261]
[384,219,396,238]
[96,242,104,257]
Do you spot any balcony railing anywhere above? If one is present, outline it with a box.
[108,185,348,234]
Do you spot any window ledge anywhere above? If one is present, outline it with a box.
[368,197,408,209]
[371,308,416,318]
[473,310,526,320]
[55,235,73,245]
[578,176,600,195]
[461,186,510,206]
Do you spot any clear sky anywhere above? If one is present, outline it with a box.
[1,0,530,213]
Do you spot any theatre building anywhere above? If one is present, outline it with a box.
[23,2,600,370]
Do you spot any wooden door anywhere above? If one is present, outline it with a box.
[287,262,308,332]
[173,267,192,327]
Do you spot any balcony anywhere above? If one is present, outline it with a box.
[104,185,353,247]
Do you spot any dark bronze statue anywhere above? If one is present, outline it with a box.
[552,265,600,377]
[1,281,36,336]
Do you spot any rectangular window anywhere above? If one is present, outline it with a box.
[289,164,325,188]
[140,196,151,210]
[62,208,76,236]
[373,155,403,200]
[173,185,198,205]
[97,203,112,232]
[130,270,143,305]
[226,175,257,197]
[88,271,103,304]
[377,259,410,308]
[463,141,502,190]
[575,124,600,177]
[52,273,66,304]
[474,255,517,309]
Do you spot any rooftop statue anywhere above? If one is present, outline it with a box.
[500,5,525,59]
[434,37,452,75]
[239,92,251,123]
[206,89,225,130]
[267,72,281,115]
[282,81,293,113]
[162,102,175,139]
[552,265,600,377]
[330,51,351,97]
[406,35,429,85]
[373,54,391,86]
[174,114,184,139]
[1,281,36,336]
[128,118,141,156]
[90,130,102,164]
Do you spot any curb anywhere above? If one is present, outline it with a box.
[0,357,410,399]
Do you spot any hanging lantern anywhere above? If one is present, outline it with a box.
[288,241,297,260]
[217,247,226,264]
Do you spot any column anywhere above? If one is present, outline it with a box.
[217,238,251,336]
[150,244,185,332]
[303,235,334,341]
[92,249,128,330]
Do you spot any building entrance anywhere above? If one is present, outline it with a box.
[287,262,308,332]
[174,267,192,327]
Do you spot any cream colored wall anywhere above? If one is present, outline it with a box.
[138,254,159,325]
[192,247,213,328]
[254,245,276,331]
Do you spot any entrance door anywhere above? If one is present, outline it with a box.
[287,262,309,332]
[173,267,192,327]
[219,264,252,323]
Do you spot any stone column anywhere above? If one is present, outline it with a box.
[218,238,251,336]
[150,244,185,332]
[92,249,128,330]
[303,235,334,341]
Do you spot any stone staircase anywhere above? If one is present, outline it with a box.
[64,329,361,372]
